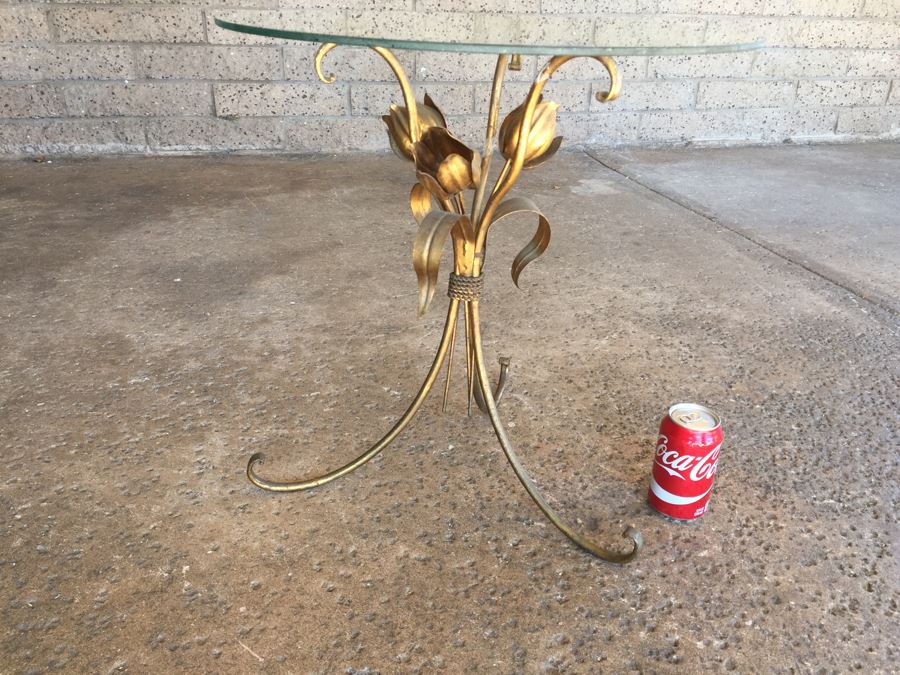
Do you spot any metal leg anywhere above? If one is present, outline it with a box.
[246,300,460,492]
[468,301,642,563]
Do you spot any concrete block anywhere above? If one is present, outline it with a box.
[639,109,748,141]
[0,45,135,81]
[657,0,765,14]
[147,118,284,152]
[551,56,647,81]
[52,7,204,44]
[797,79,890,106]
[742,107,839,140]
[705,17,805,48]
[799,19,899,49]
[207,10,345,45]
[859,0,900,17]
[0,84,65,119]
[279,0,412,8]
[416,0,540,12]
[0,119,146,156]
[649,52,754,79]
[595,17,706,47]
[285,44,414,82]
[473,13,593,45]
[751,48,844,77]
[846,49,900,77]
[835,106,900,135]
[415,52,537,83]
[139,45,282,81]
[207,0,283,7]
[351,83,474,116]
[557,111,642,144]
[215,83,347,117]
[0,7,51,43]
[347,10,474,42]
[64,82,212,117]
[762,0,860,17]
[472,81,589,114]
[284,116,388,152]
[537,0,640,12]
[890,80,900,104]
[698,80,796,109]
[593,80,695,111]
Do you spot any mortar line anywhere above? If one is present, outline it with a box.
[581,147,898,318]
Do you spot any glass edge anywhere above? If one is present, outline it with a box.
[213,18,764,56]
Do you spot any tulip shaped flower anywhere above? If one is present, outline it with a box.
[498,96,562,169]
[413,126,482,201]
[382,94,447,162]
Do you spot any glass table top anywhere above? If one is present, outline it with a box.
[214,18,763,57]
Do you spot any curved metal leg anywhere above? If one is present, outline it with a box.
[468,301,642,563]
[247,300,461,492]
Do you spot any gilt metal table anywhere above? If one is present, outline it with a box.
[215,18,762,563]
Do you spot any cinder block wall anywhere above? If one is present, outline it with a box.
[1,1,897,156]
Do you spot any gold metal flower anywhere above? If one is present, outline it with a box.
[382,93,447,162]
[498,96,562,168]
[413,126,481,201]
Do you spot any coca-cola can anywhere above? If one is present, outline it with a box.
[647,403,723,521]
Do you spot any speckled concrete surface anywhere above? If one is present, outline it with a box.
[1,148,897,674]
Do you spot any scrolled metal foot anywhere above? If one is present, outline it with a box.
[468,302,642,563]
[474,355,510,413]
[246,300,461,492]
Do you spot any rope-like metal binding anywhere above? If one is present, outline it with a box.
[448,273,483,302]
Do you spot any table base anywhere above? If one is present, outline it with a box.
[245,45,643,564]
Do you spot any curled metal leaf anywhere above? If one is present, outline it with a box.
[489,196,552,288]
[594,55,622,102]
[314,43,337,84]
[413,210,468,316]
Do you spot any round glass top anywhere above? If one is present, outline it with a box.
[213,18,763,57]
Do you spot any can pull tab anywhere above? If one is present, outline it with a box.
[677,411,702,426]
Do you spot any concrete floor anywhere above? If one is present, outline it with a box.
[1,144,897,674]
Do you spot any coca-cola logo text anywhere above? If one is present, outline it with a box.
[654,435,720,482]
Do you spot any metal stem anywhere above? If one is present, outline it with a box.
[471,54,509,226]
[371,46,419,144]
[464,305,475,417]
[441,310,458,413]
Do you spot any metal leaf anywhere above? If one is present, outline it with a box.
[524,135,563,170]
[489,196,552,288]
[413,210,467,316]
[409,183,432,224]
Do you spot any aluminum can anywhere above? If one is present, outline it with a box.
[647,403,723,521]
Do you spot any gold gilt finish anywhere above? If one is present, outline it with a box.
[498,97,560,166]
[247,46,641,564]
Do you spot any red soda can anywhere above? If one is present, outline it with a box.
[647,403,723,521]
